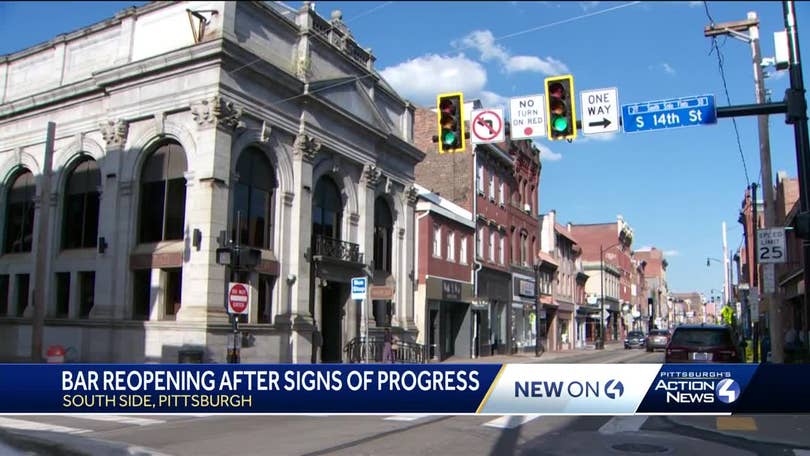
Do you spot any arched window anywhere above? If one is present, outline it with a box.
[312,176,342,240]
[139,141,187,243]
[4,169,35,253]
[373,197,393,272]
[232,148,276,249]
[63,158,100,249]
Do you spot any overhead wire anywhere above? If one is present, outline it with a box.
[704,0,752,188]
[227,1,644,110]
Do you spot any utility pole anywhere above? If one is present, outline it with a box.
[722,222,730,310]
[31,122,56,363]
[705,10,783,362]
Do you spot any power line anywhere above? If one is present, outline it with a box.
[227,1,643,110]
[704,0,752,188]
[346,2,394,23]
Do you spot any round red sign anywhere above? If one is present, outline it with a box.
[229,283,249,313]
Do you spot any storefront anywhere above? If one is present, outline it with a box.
[555,298,575,351]
[424,277,474,361]
[511,272,536,353]
[478,267,511,355]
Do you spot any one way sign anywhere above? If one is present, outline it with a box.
[580,87,619,135]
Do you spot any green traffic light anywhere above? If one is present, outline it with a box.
[552,116,568,132]
[442,130,457,145]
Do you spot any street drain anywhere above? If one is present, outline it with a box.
[611,443,670,453]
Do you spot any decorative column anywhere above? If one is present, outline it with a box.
[359,164,381,332]
[283,127,320,363]
[93,119,128,319]
[183,95,244,325]
[401,186,419,333]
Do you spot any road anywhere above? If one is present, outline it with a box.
[1,350,809,456]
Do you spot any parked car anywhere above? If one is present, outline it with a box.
[646,329,671,352]
[624,331,646,349]
[665,324,743,363]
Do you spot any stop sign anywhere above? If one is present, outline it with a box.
[228,282,250,314]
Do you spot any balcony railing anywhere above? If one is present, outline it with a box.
[345,336,427,364]
[312,234,364,264]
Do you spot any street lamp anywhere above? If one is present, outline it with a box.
[599,240,625,350]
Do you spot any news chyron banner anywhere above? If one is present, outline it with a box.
[0,364,807,414]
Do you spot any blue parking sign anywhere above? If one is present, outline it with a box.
[351,277,367,300]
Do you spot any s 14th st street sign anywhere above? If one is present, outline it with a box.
[621,94,717,133]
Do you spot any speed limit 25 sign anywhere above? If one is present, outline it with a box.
[757,228,786,264]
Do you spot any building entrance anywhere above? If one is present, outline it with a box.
[321,281,344,363]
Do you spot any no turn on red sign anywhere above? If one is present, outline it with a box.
[470,108,505,145]
[228,282,251,315]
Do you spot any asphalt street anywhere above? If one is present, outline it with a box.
[1,349,809,456]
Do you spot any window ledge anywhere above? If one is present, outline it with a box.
[132,241,185,255]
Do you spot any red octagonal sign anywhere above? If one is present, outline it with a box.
[228,282,249,314]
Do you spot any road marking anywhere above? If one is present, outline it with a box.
[0,416,92,434]
[384,414,433,422]
[69,414,165,426]
[598,416,649,434]
[483,415,541,429]
[716,416,757,431]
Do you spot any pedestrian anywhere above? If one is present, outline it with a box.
[383,328,394,363]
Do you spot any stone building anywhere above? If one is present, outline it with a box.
[0,1,423,363]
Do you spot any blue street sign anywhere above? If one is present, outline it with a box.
[621,95,717,133]
[351,277,367,300]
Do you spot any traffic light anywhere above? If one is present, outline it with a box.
[544,75,577,141]
[436,93,465,153]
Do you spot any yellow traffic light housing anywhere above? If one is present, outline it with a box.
[436,93,465,153]
[545,75,577,141]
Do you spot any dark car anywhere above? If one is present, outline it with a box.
[665,324,743,363]
[646,329,671,352]
[624,331,646,349]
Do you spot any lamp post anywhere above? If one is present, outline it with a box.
[599,241,624,350]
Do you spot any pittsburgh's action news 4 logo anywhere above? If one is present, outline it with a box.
[604,379,624,399]
[715,378,740,404]
[654,372,739,404]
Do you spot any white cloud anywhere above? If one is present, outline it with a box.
[579,1,601,11]
[664,249,680,257]
[649,62,676,75]
[688,1,702,7]
[536,143,562,161]
[455,30,569,75]
[380,54,487,107]
[506,55,569,74]
[479,91,509,109]
[577,132,620,142]
[769,70,788,81]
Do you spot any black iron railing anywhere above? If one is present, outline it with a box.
[312,235,363,264]
[344,336,427,364]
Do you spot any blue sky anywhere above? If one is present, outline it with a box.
[1,1,807,299]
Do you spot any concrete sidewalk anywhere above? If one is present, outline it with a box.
[439,341,626,364]
[669,415,810,450]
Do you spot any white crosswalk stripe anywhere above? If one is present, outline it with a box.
[0,416,92,434]
[69,414,165,426]
[482,415,542,429]
[598,416,649,434]
[384,414,433,422]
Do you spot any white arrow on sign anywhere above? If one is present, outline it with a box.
[470,108,505,145]
[509,95,545,140]
[580,87,619,135]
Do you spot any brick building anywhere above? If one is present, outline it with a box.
[569,217,635,344]
[633,247,670,331]
[774,171,807,347]
[413,100,540,356]
[413,185,475,361]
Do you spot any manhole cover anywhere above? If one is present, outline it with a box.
[611,443,669,453]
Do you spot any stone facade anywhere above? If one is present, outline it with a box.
[0,1,423,363]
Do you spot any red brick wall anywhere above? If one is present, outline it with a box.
[417,210,474,283]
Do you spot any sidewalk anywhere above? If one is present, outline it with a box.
[669,415,810,449]
[439,341,626,364]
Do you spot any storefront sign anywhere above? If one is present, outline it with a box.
[442,280,462,301]
[370,285,395,300]
[519,280,535,298]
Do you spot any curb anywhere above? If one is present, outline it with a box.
[667,417,810,451]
